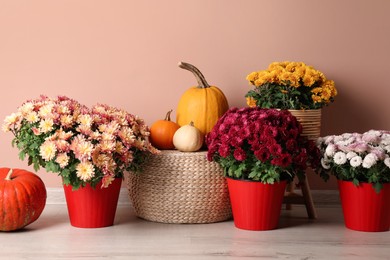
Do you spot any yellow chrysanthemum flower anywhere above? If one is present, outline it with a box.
[246,72,259,84]
[246,97,256,108]
[312,95,323,104]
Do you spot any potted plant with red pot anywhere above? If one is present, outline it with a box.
[206,107,321,230]
[3,95,159,228]
[316,130,390,232]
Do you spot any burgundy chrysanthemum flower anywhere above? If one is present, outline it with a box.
[254,147,270,162]
[205,107,322,181]
[272,153,292,168]
[233,147,247,161]
[218,144,230,158]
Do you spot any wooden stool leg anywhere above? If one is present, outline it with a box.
[285,181,295,210]
[300,175,317,219]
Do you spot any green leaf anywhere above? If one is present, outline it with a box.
[373,182,383,194]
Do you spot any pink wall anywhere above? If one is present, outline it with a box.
[1,0,389,189]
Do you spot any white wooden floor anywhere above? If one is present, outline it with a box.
[1,191,389,260]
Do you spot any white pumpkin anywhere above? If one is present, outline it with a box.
[173,122,204,152]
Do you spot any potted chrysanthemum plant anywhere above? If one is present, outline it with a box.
[3,95,159,228]
[245,61,337,140]
[317,130,390,232]
[206,107,321,230]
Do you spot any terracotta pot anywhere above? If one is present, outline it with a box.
[63,178,122,228]
[338,180,390,232]
[227,178,287,231]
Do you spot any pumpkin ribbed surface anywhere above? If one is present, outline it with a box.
[0,168,46,231]
[176,86,229,136]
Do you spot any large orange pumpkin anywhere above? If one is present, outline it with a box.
[0,168,47,231]
[176,62,229,136]
[149,110,180,150]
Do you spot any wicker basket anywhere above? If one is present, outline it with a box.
[125,150,232,224]
[288,109,322,140]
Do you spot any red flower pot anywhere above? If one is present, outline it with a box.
[227,178,287,231]
[63,178,122,228]
[338,180,390,232]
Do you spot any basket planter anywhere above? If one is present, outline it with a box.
[63,178,122,228]
[227,178,287,231]
[125,150,232,224]
[288,109,322,141]
[338,180,390,232]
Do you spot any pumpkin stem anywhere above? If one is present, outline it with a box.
[189,121,194,127]
[178,62,210,89]
[164,109,173,121]
[5,169,13,181]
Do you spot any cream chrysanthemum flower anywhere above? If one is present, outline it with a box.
[39,118,54,133]
[40,141,57,161]
[60,115,73,127]
[19,102,34,116]
[73,140,94,161]
[4,112,20,125]
[39,104,54,119]
[78,114,93,127]
[55,153,70,168]
[26,111,39,123]
[76,161,95,181]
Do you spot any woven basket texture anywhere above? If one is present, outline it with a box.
[288,109,322,140]
[125,150,232,224]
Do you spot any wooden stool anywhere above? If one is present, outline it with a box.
[283,175,317,219]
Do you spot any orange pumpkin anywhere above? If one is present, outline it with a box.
[0,168,47,231]
[176,62,229,136]
[149,110,180,150]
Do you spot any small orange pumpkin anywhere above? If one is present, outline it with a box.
[0,168,47,231]
[149,110,180,150]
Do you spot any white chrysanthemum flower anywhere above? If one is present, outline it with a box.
[333,136,343,143]
[323,136,331,145]
[384,157,390,169]
[350,156,363,168]
[362,153,378,169]
[384,145,390,153]
[325,144,337,157]
[346,151,358,160]
[76,161,95,181]
[333,151,347,165]
[321,158,331,169]
[40,141,57,161]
